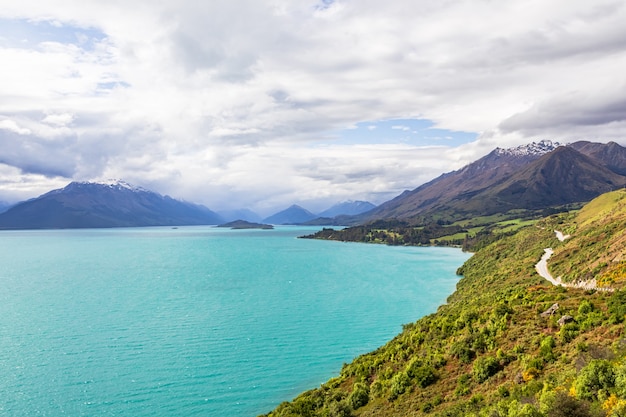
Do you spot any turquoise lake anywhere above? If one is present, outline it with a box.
[0,226,471,416]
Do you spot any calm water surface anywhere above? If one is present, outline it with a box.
[0,226,471,416]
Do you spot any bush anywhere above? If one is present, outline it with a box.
[614,363,626,397]
[348,382,369,409]
[408,364,437,388]
[578,300,594,315]
[370,380,384,399]
[328,401,351,417]
[540,336,556,362]
[472,356,500,383]
[541,391,593,417]
[560,322,580,343]
[389,372,410,400]
[575,359,616,400]
[608,290,626,323]
[450,341,475,364]
[455,374,471,397]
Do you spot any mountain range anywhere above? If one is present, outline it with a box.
[0,181,376,229]
[0,140,624,229]
[359,140,626,224]
[0,180,224,229]
[261,201,377,225]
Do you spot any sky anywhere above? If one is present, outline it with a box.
[1,0,626,215]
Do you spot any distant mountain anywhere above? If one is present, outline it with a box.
[318,200,376,217]
[217,208,262,223]
[263,205,317,225]
[362,140,626,223]
[0,201,12,214]
[569,140,626,175]
[0,180,224,229]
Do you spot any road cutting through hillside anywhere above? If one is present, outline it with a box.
[535,230,612,292]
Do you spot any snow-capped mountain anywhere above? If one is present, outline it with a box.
[494,140,563,157]
[45,179,149,196]
[361,140,626,223]
[0,180,224,229]
[94,179,150,192]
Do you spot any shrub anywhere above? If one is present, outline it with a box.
[348,382,369,409]
[455,374,471,397]
[472,356,500,383]
[389,372,410,400]
[328,401,351,417]
[370,380,384,399]
[541,390,593,417]
[450,341,475,364]
[560,322,580,343]
[574,359,616,400]
[614,363,626,397]
[608,290,626,323]
[578,300,594,315]
[540,336,556,362]
[407,363,437,388]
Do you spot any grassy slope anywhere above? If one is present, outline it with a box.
[550,188,626,288]
[263,190,626,417]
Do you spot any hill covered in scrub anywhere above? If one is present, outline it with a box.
[263,189,626,417]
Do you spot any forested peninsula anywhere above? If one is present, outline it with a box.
[263,189,626,417]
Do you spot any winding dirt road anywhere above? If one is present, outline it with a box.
[534,230,612,291]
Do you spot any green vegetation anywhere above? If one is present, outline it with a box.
[263,190,626,417]
[549,188,626,288]
[300,216,540,250]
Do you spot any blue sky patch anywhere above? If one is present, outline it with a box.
[325,118,478,146]
[315,0,335,11]
[0,18,106,51]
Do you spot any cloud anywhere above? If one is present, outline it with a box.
[42,112,74,126]
[0,119,31,135]
[500,89,626,135]
[0,0,625,211]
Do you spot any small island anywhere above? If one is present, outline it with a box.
[217,220,274,230]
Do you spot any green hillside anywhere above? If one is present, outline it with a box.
[262,189,626,417]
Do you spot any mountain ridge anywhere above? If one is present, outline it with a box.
[318,200,376,218]
[360,140,626,223]
[0,180,224,229]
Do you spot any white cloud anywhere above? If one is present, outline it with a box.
[42,112,74,126]
[0,119,31,135]
[0,0,625,212]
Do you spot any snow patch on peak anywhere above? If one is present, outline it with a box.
[495,140,563,157]
[75,179,150,193]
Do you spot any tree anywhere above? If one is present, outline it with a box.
[575,359,616,400]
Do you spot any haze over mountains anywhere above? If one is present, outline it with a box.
[0,140,624,230]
